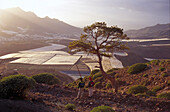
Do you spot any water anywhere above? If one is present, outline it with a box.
[24,44,66,52]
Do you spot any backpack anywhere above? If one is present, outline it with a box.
[79,82,85,88]
[89,81,95,87]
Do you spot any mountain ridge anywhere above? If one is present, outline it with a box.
[125,23,170,39]
[0,7,82,37]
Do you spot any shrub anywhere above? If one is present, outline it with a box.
[0,74,35,98]
[128,63,147,74]
[91,69,100,75]
[107,68,119,76]
[143,74,148,77]
[152,86,162,92]
[94,77,103,83]
[65,103,76,110]
[150,60,160,65]
[159,67,165,71]
[31,73,60,85]
[107,68,119,73]
[94,82,101,88]
[162,73,168,77]
[135,93,147,97]
[128,85,148,94]
[90,105,115,112]
[146,90,156,96]
[157,92,170,99]
[106,81,112,89]
[93,72,103,80]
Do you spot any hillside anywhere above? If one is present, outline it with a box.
[0,59,169,112]
[0,7,82,40]
[125,23,170,39]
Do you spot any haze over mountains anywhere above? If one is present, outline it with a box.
[125,23,170,39]
[0,7,169,42]
[0,7,82,41]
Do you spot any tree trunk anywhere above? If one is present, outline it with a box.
[97,54,118,93]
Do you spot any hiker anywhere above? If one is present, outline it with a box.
[88,77,94,97]
[76,77,85,99]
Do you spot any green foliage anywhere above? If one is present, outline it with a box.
[162,73,168,77]
[0,74,35,98]
[146,90,156,96]
[94,82,101,88]
[107,68,119,75]
[152,86,162,92]
[31,73,60,85]
[157,92,170,99]
[94,77,103,83]
[135,93,147,97]
[128,85,148,94]
[65,103,76,111]
[93,72,103,80]
[128,63,147,74]
[106,81,112,89]
[90,105,115,112]
[159,67,165,71]
[69,22,129,58]
[150,60,160,65]
[91,69,100,75]
[143,74,148,77]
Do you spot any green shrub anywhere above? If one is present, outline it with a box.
[93,72,103,80]
[106,81,112,89]
[0,74,35,98]
[143,74,148,77]
[146,90,156,96]
[31,73,60,85]
[94,82,101,88]
[162,73,168,77]
[128,85,148,94]
[107,68,119,76]
[150,60,160,65]
[90,105,115,112]
[157,92,170,99]
[135,93,147,97]
[128,63,147,74]
[94,77,103,83]
[91,69,100,75]
[159,67,165,71]
[107,68,119,73]
[152,86,162,92]
[65,103,76,110]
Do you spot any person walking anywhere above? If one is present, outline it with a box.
[88,77,94,97]
[76,77,85,99]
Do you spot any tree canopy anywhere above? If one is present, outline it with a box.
[69,22,129,58]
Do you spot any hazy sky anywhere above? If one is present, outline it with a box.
[0,0,169,30]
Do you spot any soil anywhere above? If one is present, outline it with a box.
[0,83,169,112]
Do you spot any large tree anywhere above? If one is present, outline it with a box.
[69,22,129,93]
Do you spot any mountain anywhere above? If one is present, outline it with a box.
[125,23,170,39]
[0,7,82,40]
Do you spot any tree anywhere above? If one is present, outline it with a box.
[69,22,129,93]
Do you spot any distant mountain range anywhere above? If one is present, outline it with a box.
[0,7,82,41]
[0,7,169,41]
[125,23,170,39]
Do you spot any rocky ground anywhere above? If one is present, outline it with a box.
[0,83,169,112]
